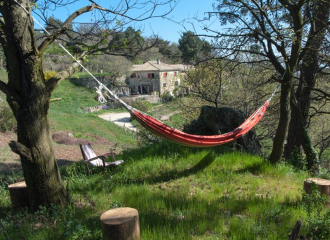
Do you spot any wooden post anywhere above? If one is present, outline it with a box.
[8,181,29,210]
[100,207,140,240]
[304,178,330,196]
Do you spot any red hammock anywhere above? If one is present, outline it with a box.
[130,100,269,148]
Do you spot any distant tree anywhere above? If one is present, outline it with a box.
[87,55,132,85]
[154,38,182,63]
[178,31,211,64]
[184,60,230,108]
[135,37,182,63]
[0,0,178,212]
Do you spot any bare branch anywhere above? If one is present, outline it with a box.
[88,0,180,22]
[38,3,97,54]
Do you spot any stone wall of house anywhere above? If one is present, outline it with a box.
[127,71,160,94]
[127,71,182,96]
[159,72,181,96]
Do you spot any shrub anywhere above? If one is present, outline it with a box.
[131,100,152,113]
[302,187,330,239]
[286,146,306,171]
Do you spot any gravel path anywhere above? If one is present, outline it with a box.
[98,112,136,131]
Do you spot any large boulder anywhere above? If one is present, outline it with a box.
[183,106,261,154]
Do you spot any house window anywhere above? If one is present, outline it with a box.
[148,73,155,78]
[163,83,166,87]
[163,72,168,77]
[131,73,136,78]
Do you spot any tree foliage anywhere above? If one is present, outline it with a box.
[178,31,211,64]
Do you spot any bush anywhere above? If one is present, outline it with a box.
[286,146,306,171]
[0,103,16,132]
[302,187,330,239]
[131,100,152,113]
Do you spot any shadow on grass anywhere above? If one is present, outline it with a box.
[65,151,216,195]
[131,151,216,185]
[122,140,230,162]
[234,161,267,175]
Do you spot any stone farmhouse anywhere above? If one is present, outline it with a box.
[126,60,191,97]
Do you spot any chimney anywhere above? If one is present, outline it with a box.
[157,59,160,65]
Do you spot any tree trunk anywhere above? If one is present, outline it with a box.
[1,0,68,212]
[269,81,291,164]
[289,90,319,174]
[285,0,330,169]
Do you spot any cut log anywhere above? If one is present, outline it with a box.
[100,207,140,240]
[304,178,330,196]
[8,181,29,210]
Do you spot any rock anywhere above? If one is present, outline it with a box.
[183,106,261,154]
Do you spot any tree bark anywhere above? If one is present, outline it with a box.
[0,0,68,211]
[289,91,319,174]
[269,81,291,164]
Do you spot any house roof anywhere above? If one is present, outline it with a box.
[130,61,191,72]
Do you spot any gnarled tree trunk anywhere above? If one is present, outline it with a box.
[0,0,68,211]
[285,0,329,172]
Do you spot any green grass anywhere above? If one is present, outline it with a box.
[71,72,111,79]
[0,140,314,239]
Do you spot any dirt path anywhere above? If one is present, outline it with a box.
[0,131,117,173]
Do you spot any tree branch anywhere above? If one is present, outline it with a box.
[88,0,179,22]
[45,52,87,92]
[0,80,22,104]
[38,3,97,54]
[9,141,32,161]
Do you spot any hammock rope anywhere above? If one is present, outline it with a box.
[15,0,280,147]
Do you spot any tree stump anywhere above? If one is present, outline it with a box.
[8,181,29,210]
[100,207,140,240]
[304,178,330,196]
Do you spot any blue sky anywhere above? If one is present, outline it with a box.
[35,0,218,44]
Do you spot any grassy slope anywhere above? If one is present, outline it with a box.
[49,79,136,148]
